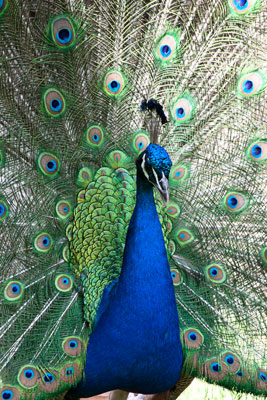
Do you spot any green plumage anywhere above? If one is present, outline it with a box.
[0,0,266,399]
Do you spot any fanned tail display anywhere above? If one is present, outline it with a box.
[0,1,266,399]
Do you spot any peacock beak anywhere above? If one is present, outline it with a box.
[152,170,169,206]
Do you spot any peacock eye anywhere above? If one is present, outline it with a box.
[55,274,73,292]
[204,263,226,284]
[171,93,196,124]
[170,269,182,286]
[228,0,257,14]
[183,328,204,349]
[211,362,221,372]
[18,366,39,388]
[62,337,82,357]
[0,199,8,221]
[104,71,125,96]
[237,71,265,98]
[43,372,55,383]
[34,232,53,253]
[43,88,65,116]
[4,281,24,301]
[56,200,73,220]
[155,33,179,62]
[38,152,61,178]
[223,192,248,213]
[85,125,104,148]
[50,16,75,48]
[246,141,267,162]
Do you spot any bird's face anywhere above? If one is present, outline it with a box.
[136,144,172,205]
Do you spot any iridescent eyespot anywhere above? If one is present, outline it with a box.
[228,0,258,15]
[171,93,196,124]
[62,337,82,357]
[183,328,204,349]
[76,167,93,188]
[155,32,179,63]
[169,164,190,186]
[221,351,240,373]
[260,247,267,263]
[38,152,60,178]
[51,16,75,48]
[39,369,59,392]
[43,88,66,116]
[237,71,265,98]
[104,71,126,96]
[56,200,72,220]
[0,199,8,221]
[4,281,24,301]
[34,232,53,253]
[105,150,129,169]
[165,202,180,218]
[60,363,82,384]
[85,125,104,148]
[176,229,194,246]
[247,141,267,163]
[132,132,150,154]
[223,192,248,213]
[0,387,20,400]
[0,0,8,15]
[55,274,73,292]
[17,366,39,389]
[168,240,176,255]
[202,358,227,381]
[256,369,267,390]
[204,263,226,284]
[170,269,182,286]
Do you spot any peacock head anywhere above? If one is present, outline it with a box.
[136,143,172,204]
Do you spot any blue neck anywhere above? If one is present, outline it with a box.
[71,171,183,397]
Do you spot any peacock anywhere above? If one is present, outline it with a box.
[0,0,266,400]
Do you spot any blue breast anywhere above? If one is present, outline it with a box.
[70,175,183,397]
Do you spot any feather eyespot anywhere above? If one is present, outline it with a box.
[170,164,190,186]
[204,263,226,284]
[85,125,104,148]
[132,132,150,154]
[76,167,93,188]
[4,281,24,302]
[44,89,65,116]
[38,152,60,178]
[223,192,248,213]
[155,33,179,63]
[247,141,267,162]
[56,200,72,220]
[176,229,194,246]
[63,245,70,262]
[260,247,267,263]
[0,199,8,221]
[256,369,267,390]
[60,363,82,384]
[228,0,257,15]
[55,274,73,292]
[202,358,227,381]
[17,366,39,389]
[183,328,204,349]
[171,93,196,124]
[165,202,180,218]
[39,370,59,392]
[168,240,176,255]
[0,0,8,15]
[237,72,265,98]
[104,71,125,96]
[34,232,53,253]
[0,387,20,400]
[62,337,82,357]
[170,269,182,286]
[221,351,240,373]
[51,16,75,48]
